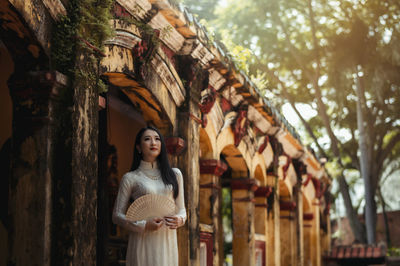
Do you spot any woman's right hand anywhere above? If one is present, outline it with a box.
[145,218,164,231]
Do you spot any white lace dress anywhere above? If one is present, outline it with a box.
[112,160,186,266]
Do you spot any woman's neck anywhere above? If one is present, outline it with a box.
[139,160,159,169]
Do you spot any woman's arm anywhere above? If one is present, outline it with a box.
[165,168,186,229]
[112,173,146,233]
[175,168,187,224]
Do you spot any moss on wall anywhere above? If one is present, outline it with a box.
[51,0,114,93]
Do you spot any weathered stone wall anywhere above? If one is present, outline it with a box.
[69,48,99,265]
[8,71,67,266]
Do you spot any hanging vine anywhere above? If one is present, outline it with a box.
[51,0,114,93]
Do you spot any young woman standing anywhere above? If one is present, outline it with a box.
[112,126,186,265]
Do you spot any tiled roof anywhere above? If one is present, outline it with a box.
[324,245,386,263]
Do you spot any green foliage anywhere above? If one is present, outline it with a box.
[221,188,232,258]
[51,0,114,93]
[387,246,400,257]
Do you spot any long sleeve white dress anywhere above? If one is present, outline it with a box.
[112,160,186,266]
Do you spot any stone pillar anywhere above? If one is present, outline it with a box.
[70,53,100,265]
[176,66,204,266]
[8,71,67,266]
[254,186,272,265]
[303,213,314,266]
[266,174,280,266]
[273,187,281,266]
[311,199,321,266]
[199,159,227,266]
[294,187,304,266]
[266,207,275,266]
[231,178,258,266]
[177,108,200,266]
[279,200,296,266]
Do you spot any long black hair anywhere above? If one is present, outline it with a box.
[130,126,179,199]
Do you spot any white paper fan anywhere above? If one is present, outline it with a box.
[126,194,176,221]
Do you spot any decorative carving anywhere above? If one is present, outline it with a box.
[165,137,186,155]
[258,135,269,154]
[282,154,292,179]
[221,97,232,113]
[199,159,228,177]
[199,86,217,114]
[232,104,249,146]
[197,86,217,128]
[132,29,159,79]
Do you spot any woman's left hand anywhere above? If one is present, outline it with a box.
[164,216,183,229]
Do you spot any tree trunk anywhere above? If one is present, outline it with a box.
[272,71,367,243]
[355,73,376,244]
[377,186,391,247]
[337,173,366,243]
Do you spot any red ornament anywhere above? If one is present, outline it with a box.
[282,154,292,179]
[165,137,186,155]
[221,97,232,113]
[279,200,297,211]
[303,213,314,220]
[254,186,273,198]
[199,159,228,176]
[231,178,258,191]
[233,105,248,146]
[258,135,269,154]
[199,86,217,114]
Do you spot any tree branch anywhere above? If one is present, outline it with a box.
[378,131,400,168]
[270,69,328,159]
[277,0,341,157]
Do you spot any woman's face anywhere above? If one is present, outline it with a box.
[137,129,161,162]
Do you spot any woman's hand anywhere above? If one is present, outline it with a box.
[145,218,164,231]
[164,216,183,229]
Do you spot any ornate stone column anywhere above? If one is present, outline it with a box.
[279,199,296,266]
[199,159,227,266]
[311,199,321,266]
[176,61,206,266]
[303,213,314,265]
[254,186,273,265]
[8,71,67,266]
[265,174,281,266]
[231,178,258,266]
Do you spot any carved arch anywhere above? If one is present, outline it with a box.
[101,19,176,131]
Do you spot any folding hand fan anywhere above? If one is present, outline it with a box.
[126,194,176,221]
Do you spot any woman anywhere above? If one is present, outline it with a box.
[112,126,186,265]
